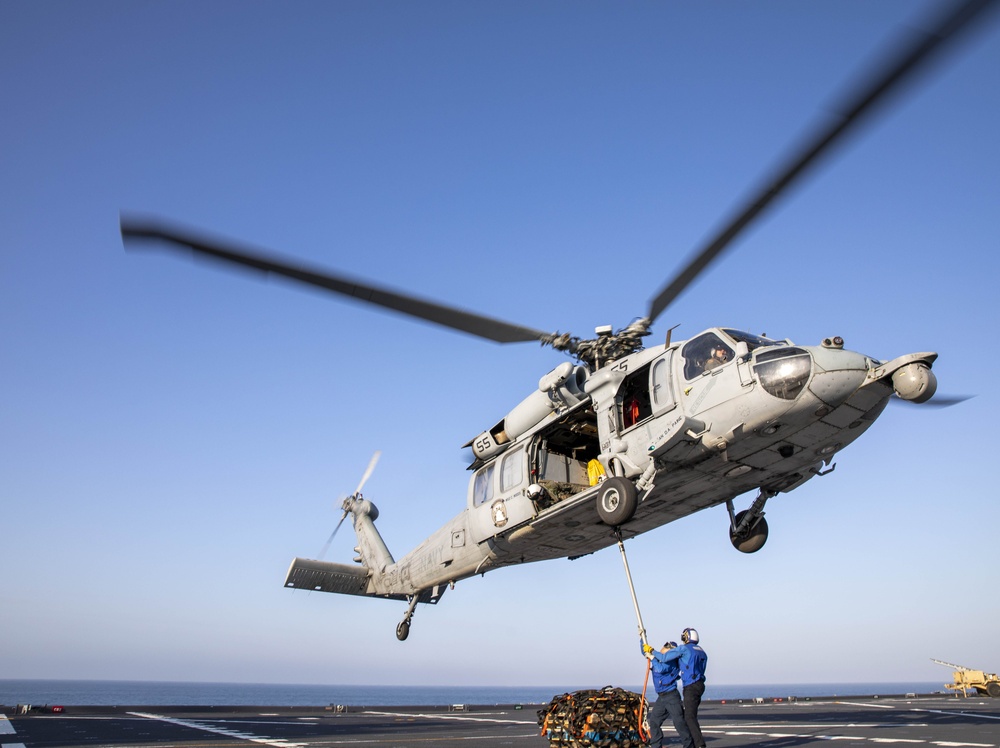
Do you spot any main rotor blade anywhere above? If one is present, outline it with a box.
[121,216,554,345]
[647,0,999,323]
[355,450,381,496]
[894,393,973,408]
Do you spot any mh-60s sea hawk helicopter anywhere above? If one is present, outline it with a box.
[122,0,991,640]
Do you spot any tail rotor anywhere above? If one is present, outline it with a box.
[316,451,381,560]
[353,450,381,497]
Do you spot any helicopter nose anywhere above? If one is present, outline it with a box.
[807,348,871,409]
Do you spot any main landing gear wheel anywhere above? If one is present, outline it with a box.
[396,620,410,641]
[596,477,638,526]
[730,510,769,553]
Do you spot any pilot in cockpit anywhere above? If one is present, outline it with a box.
[703,344,730,372]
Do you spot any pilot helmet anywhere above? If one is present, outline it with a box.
[681,627,699,644]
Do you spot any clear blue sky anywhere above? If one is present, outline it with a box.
[2,1,998,688]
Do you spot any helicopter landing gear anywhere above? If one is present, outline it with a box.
[727,490,774,553]
[396,620,410,641]
[596,477,638,526]
[729,510,768,553]
[396,594,420,641]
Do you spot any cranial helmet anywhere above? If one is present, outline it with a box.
[663,641,678,650]
[681,627,699,644]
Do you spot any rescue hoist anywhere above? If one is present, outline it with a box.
[615,528,651,742]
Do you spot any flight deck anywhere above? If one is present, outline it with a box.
[4,694,998,748]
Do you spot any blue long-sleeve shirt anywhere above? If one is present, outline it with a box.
[652,643,708,687]
[650,655,681,693]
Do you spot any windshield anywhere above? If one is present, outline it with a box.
[723,329,781,352]
[682,332,735,379]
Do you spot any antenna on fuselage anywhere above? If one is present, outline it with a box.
[664,324,681,349]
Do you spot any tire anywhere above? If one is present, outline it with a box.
[596,477,638,526]
[987,681,1000,698]
[730,510,768,553]
[396,620,410,641]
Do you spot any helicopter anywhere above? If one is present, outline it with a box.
[121,0,992,641]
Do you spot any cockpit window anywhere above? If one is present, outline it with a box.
[682,333,735,380]
[723,329,780,352]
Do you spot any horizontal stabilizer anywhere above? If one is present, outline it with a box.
[284,557,371,596]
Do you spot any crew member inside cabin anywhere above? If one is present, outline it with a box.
[704,344,730,372]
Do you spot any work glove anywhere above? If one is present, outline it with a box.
[642,644,654,656]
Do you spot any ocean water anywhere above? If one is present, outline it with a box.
[0,679,946,707]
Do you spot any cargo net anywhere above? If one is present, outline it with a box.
[537,686,648,747]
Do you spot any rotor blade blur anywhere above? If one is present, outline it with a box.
[895,393,974,408]
[647,0,999,323]
[317,511,349,561]
[121,217,554,345]
[355,450,381,496]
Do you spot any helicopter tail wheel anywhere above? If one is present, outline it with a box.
[596,477,638,526]
[396,594,419,641]
[729,510,769,553]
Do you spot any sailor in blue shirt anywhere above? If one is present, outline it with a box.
[643,640,695,748]
[653,627,708,748]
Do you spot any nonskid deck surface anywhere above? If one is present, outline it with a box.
[3,695,998,748]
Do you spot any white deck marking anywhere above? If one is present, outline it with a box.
[823,701,1000,725]
[919,710,1000,721]
[815,736,861,740]
[868,739,926,743]
[362,709,536,725]
[708,723,926,730]
[837,701,896,709]
[0,715,25,748]
[701,714,999,748]
[129,711,307,747]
